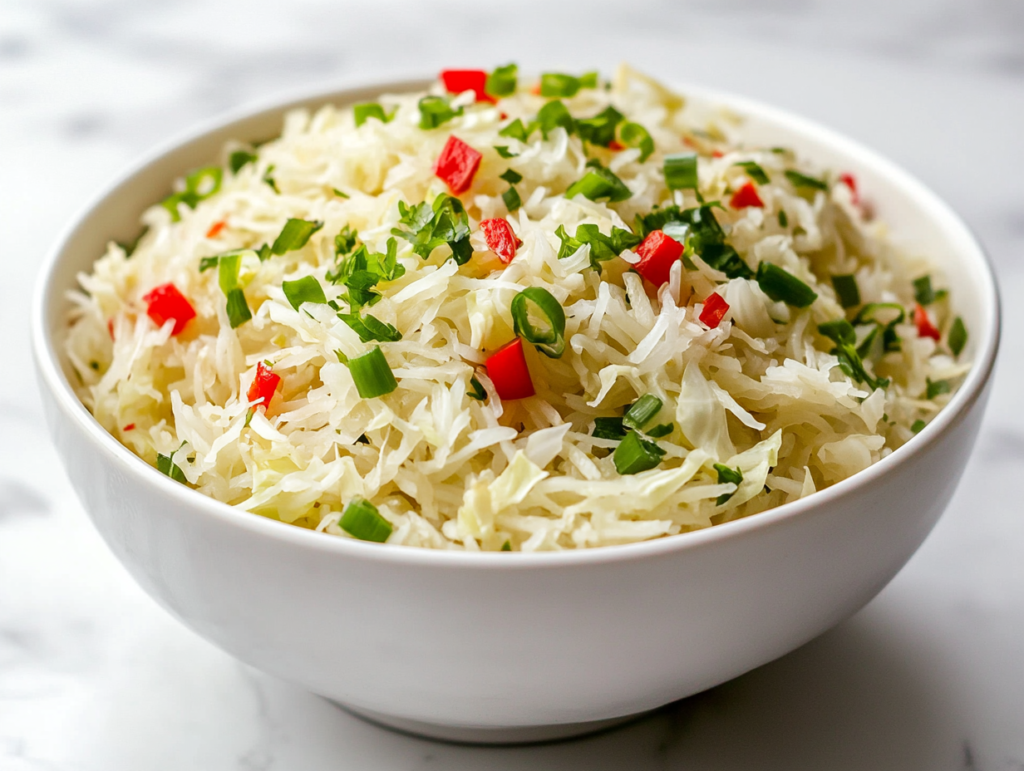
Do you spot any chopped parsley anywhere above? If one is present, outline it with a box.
[418,95,462,129]
[229,150,257,174]
[391,193,472,265]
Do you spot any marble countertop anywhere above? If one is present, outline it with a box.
[3,0,1023,768]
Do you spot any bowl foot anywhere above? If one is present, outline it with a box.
[332,701,648,745]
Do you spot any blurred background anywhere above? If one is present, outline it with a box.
[2,1,1023,769]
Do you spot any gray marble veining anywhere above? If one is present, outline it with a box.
[3,0,1023,768]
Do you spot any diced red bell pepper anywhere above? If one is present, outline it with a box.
[607,140,625,151]
[143,283,196,335]
[913,303,941,341]
[699,293,730,329]
[839,172,859,205]
[730,181,764,209]
[480,218,522,263]
[247,361,281,412]
[440,69,496,103]
[634,230,684,287]
[711,149,724,159]
[206,219,227,239]
[485,338,534,401]
[123,423,135,432]
[435,135,482,195]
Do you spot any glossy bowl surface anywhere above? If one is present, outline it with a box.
[32,78,1000,743]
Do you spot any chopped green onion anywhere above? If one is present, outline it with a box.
[486,63,518,98]
[418,95,462,129]
[244,407,255,427]
[948,317,967,357]
[502,186,522,212]
[565,161,631,203]
[353,102,393,127]
[229,150,257,174]
[500,539,512,551]
[911,419,927,433]
[468,376,487,401]
[831,274,861,308]
[623,395,662,431]
[664,152,698,190]
[117,226,148,258]
[332,188,349,198]
[619,122,655,162]
[391,193,472,265]
[500,168,523,184]
[282,276,327,310]
[818,319,856,346]
[854,303,906,326]
[156,448,187,484]
[347,346,398,399]
[494,145,516,158]
[339,497,392,542]
[926,378,951,399]
[271,218,323,256]
[645,423,674,439]
[499,118,529,142]
[592,417,627,440]
[198,255,219,273]
[161,166,222,221]
[613,431,665,475]
[334,225,359,257]
[913,275,935,306]
[225,287,251,328]
[262,164,279,193]
[714,463,743,505]
[555,223,640,271]
[576,106,624,147]
[756,262,818,308]
[785,169,828,191]
[734,161,769,185]
[535,100,575,138]
[777,210,788,228]
[511,287,566,358]
[338,312,402,343]
[539,72,596,98]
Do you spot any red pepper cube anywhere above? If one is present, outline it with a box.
[699,292,730,329]
[634,230,684,287]
[143,283,196,335]
[247,362,281,412]
[729,181,764,209]
[480,218,522,263]
[435,135,482,195]
[607,140,625,151]
[913,303,941,341]
[440,69,495,103]
[206,219,227,239]
[839,172,859,205]
[485,338,534,401]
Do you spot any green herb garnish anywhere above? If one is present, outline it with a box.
[418,95,462,129]
[664,152,698,190]
[623,395,662,431]
[948,317,967,357]
[619,121,655,162]
[714,463,743,505]
[339,497,392,542]
[511,287,566,358]
[831,274,861,308]
[565,160,631,203]
[282,275,327,310]
[486,63,518,98]
[347,346,398,399]
[785,169,828,191]
[756,262,818,308]
[391,193,472,265]
[353,102,394,127]
[734,161,769,185]
[613,431,665,475]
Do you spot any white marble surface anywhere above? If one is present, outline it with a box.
[3,0,1024,768]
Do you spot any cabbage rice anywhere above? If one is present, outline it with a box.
[65,64,971,551]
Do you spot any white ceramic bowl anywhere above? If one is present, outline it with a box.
[32,78,1000,744]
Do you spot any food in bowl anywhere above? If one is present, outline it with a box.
[63,64,971,552]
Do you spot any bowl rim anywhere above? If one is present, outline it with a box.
[32,75,1002,569]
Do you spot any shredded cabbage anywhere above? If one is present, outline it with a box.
[65,64,970,551]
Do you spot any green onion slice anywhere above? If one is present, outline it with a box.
[353,102,394,127]
[913,275,935,306]
[714,463,743,505]
[468,376,487,401]
[592,417,626,441]
[536,100,575,138]
[511,287,566,358]
[777,210,788,228]
[271,218,323,256]
[818,319,856,346]
[565,161,631,203]
[926,378,951,399]
[347,346,398,399]
[619,122,655,161]
[756,262,818,308]
[418,95,462,129]
[664,152,698,190]
[853,303,905,326]
[500,168,523,184]
[645,423,674,439]
[338,312,402,343]
[733,161,769,185]
[539,72,595,98]
[282,275,327,310]
[225,287,252,329]
[613,431,665,475]
[494,145,516,158]
[948,316,967,357]
[502,186,522,212]
[623,394,663,431]
[486,63,518,98]
[576,106,624,147]
[785,169,828,191]
[229,150,257,174]
[831,274,861,308]
[339,497,392,542]
[911,419,927,434]
[499,118,530,142]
